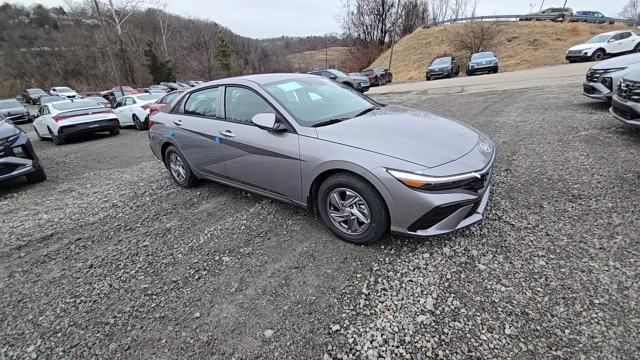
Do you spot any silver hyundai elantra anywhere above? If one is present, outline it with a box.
[148,73,496,244]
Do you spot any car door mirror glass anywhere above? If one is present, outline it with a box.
[251,113,277,130]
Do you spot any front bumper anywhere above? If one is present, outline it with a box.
[582,82,612,101]
[0,134,38,182]
[566,53,592,62]
[376,147,497,237]
[610,96,640,127]
[427,70,452,79]
[5,113,33,124]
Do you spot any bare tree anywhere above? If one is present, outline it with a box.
[399,0,429,36]
[150,0,173,58]
[429,0,450,24]
[451,21,502,56]
[621,0,640,23]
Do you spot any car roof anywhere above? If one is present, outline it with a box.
[205,73,318,86]
[600,30,628,36]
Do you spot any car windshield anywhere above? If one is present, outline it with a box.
[56,87,73,92]
[327,69,349,77]
[52,100,102,111]
[263,77,377,126]
[0,99,22,109]
[471,52,494,60]
[27,89,46,95]
[137,94,163,101]
[432,57,451,66]
[586,34,611,44]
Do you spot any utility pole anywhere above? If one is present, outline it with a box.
[92,0,121,96]
[538,0,544,11]
[561,0,568,21]
[325,42,328,69]
[387,0,402,71]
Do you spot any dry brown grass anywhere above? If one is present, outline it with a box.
[370,22,628,81]
[287,47,351,72]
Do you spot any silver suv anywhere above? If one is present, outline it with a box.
[308,69,370,93]
[583,53,640,101]
[610,68,640,127]
[148,74,496,244]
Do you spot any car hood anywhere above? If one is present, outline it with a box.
[470,57,498,64]
[0,120,20,138]
[622,66,640,81]
[314,105,481,168]
[568,43,602,51]
[591,53,640,69]
[0,106,28,116]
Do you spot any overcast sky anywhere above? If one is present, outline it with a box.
[13,0,626,38]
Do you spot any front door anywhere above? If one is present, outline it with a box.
[171,86,227,177]
[220,86,301,202]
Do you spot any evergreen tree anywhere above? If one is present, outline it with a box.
[144,41,175,83]
[216,35,232,75]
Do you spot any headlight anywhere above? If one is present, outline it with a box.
[386,169,485,191]
[601,77,613,90]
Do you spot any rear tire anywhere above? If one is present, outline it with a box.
[133,114,145,130]
[317,173,388,244]
[634,43,640,53]
[164,145,197,188]
[26,165,47,183]
[49,128,64,145]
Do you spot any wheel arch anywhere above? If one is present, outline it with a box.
[305,162,393,217]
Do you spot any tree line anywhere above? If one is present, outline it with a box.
[0,1,344,97]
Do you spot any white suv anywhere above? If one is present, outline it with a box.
[566,31,640,62]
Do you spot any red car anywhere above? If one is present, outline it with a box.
[149,90,185,115]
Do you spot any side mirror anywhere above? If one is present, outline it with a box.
[328,75,337,80]
[252,113,284,131]
[608,38,616,43]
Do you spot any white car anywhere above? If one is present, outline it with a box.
[566,30,640,62]
[112,94,163,130]
[32,99,120,145]
[583,53,640,101]
[49,86,80,99]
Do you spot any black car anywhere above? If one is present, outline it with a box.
[426,56,460,80]
[0,114,47,184]
[0,98,32,124]
[23,88,48,105]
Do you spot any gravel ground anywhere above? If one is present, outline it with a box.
[1,84,639,359]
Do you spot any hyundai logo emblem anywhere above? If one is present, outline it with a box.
[479,142,492,153]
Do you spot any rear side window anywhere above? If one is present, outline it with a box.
[184,87,219,117]
[620,32,632,40]
[224,87,275,124]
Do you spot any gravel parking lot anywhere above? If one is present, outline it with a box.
[1,83,639,359]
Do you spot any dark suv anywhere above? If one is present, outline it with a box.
[426,56,460,80]
[0,114,47,184]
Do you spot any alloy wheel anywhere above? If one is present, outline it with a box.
[326,188,371,235]
[168,153,186,183]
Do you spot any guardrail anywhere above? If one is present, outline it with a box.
[424,14,635,27]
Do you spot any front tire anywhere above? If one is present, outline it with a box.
[164,146,197,188]
[109,128,120,136]
[317,173,388,244]
[133,114,145,130]
[591,49,605,61]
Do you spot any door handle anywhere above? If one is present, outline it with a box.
[173,120,183,126]
[219,130,235,138]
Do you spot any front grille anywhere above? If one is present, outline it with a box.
[583,84,602,95]
[0,163,19,176]
[617,78,640,102]
[567,50,582,55]
[612,103,639,120]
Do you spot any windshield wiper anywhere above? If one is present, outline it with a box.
[353,106,379,118]
[312,118,348,127]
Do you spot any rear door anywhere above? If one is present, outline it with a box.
[219,86,302,202]
[171,86,227,176]
[607,33,626,54]
[33,105,51,136]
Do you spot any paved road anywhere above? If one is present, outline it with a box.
[370,62,592,95]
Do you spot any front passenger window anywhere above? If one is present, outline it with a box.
[185,87,219,117]
[225,87,275,124]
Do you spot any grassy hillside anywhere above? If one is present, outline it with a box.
[371,22,628,81]
[286,47,351,72]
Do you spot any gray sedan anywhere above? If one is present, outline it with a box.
[148,74,496,244]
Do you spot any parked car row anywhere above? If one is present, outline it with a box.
[580,52,640,128]
[426,51,499,81]
[520,7,616,24]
